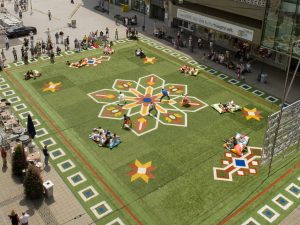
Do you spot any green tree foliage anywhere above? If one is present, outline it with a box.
[23,164,44,199]
[12,144,28,176]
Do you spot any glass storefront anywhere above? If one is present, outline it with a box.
[132,0,145,12]
[115,0,129,5]
[262,0,300,57]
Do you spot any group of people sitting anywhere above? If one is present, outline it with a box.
[24,70,42,80]
[153,28,165,39]
[218,100,237,113]
[89,127,121,149]
[135,48,146,58]
[179,65,199,76]
[223,133,249,156]
[103,45,114,55]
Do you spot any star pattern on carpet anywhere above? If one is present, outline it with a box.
[128,159,156,183]
[43,82,62,92]
[242,107,263,121]
[143,57,157,64]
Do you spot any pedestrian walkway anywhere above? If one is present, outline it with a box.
[0,154,92,225]
[90,3,300,104]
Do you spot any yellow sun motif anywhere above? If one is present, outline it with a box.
[242,107,263,121]
[43,82,62,92]
[128,160,156,183]
[144,57,157,64]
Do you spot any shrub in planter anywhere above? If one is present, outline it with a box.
[23,164,44,199]
[12,144,28,176]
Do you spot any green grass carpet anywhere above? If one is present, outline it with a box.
[4,41,300,225]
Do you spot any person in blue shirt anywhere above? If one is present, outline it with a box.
[160,88,170,102]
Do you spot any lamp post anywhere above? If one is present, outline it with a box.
[267,40,300,176]
[107,0,109,15]
[142,0,146,31]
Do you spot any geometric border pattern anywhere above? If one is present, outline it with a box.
[241,217,261,225]
[67,171,87,187]
[285,183,300,198]
[78,185,99,202]
[90,201,113,219]
[39,137,57,148]
[257,205,280,223]
[106,217,125,225]
[57,159,76,173]
[272,193,293,210]
[49,148,66,160]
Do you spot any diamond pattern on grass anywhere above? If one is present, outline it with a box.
[90,201,113,219]
[2,90,15,97]
[106,218,125,225]
[19,111,33,119]
[241,217,261,225]
[67,172,87,186]
[57,159,76,173]
[49,148,66,160]
[257,205,280,223]
[272,194,293,210]
[39,137,56,147]
[285,183,300,198]
[78,186,99,202]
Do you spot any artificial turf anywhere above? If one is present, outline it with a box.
[3,39,300,225]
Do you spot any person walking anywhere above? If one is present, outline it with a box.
[5,36,9,50]
[19,212,30,225]
[1,146,7,168]
[148,101,158,117]
[12,47,17,62]
[55,32,59,44]
[115,28,118,40]
[19,9,22,19]
[105,27,109,38]
[8,210,19,225]
[1,49,5,60]
[118,92,125,106]
[159,88,170,102]
[59,31,64,44]
[42,145,49,166]
[48,10,52,20]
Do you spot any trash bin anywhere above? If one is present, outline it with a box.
[43,180,54,197]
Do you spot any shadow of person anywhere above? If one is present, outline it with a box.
[44,165,51,173]
[2,166,8,172]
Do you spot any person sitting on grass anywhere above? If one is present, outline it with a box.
[109,133,121,150]
[181,95,191,107]
[135,48,145,58]
[223,136,237,150]
[122,114,132,129]
[56,46,61,55]
[103,45,114,55]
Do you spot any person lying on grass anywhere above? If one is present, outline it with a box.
[179,65,199,76]
[218,100,236,113]
[24,70,42,80]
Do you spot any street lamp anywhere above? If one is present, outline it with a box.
[142,0,145,31]
[267,40,300,176]
[107,0,109,15]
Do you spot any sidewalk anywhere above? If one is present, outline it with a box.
[0,154,92,225]
[89,2,300,104]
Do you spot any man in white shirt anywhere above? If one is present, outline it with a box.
[118,92,125,106]
[20,212,30,225]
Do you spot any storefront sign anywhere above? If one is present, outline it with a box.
[177,8,254,41]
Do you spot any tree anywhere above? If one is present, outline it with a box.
[23,164,44,199]
[12,144,28,176]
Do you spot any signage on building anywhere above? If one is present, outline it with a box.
[234,0,266,7]
[177,8,254,41]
